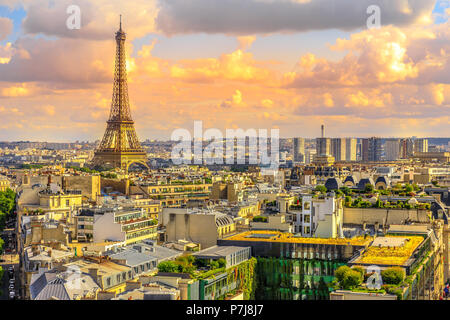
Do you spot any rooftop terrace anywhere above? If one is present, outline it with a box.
[224,231,373,246]
[353,235,424,266]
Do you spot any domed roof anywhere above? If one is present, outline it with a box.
[344,175,358,184]
[215,215,234,227]
[357,178,375,190]
[375,176,390,185]
[325,178,343,191]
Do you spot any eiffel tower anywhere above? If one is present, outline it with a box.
[91,17,148,172]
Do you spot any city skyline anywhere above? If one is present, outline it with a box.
[0,1,449,142]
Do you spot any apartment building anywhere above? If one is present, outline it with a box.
[88,207,158,245]
[291,194,343,238]
[130,182,212,207]
[0,175,10,191]
[160,208,236,249]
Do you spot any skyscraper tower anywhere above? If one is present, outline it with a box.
[316,125,331,156]
[293,137,305,163]
[91,17,148,171]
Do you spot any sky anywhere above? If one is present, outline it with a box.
[0,0,449,142]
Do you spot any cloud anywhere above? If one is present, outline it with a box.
[285,26,423,89]
[0,0,449,140]
[1,83,31,97]
[0,37,115,83]
[170,49,274,83]
[19,0,158,40]
[237,36,256,50]
[0,17,13,41]
[156,0,435,35]
[220,90,245,108]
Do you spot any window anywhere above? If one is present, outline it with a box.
[66,199,70,206]
[304,215,310,223]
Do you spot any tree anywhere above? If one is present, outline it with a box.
[340,187,352,196]
[405,184,413,193]
[364,184,374,193]
[352,266,365,278]
[209,260,219,270]
[375,199,383,208]
[342,270,363,289]
[157,261,179,273]
[315,185,327,194]
[335,266,351,283]
[334,266,363,290]
[344,196,352,206]
[217,258,226,269]
[381,267,405,285]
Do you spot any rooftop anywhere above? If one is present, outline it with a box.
[224,231,373,246]
[192,245,249,259]
[64,259,130,276]
[353,235,424,266]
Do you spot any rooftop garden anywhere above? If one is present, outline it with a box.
[344,197,431,210]
[226,230,373,246]
[20,164,44,169]
[157,255,257,300]
[252,216,268,223]
[289,198,302,210]
[316,183,423,198]
[157,255,227,280]
[332,265,408,299]
[168,180,209,185]
[354,236,423,266]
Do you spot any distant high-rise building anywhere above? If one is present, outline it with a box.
[400,138,414,159]
[316,124,331,156]
[305,149,317,164]
[414,138,428,154]
[316,138,331,156]
[345,138,357,161]
[331,138,346,161]
[384,139,401,160]
[293,138,305,163]
[362,137,383,161]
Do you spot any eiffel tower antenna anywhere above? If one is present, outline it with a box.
[91,19,148,172]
